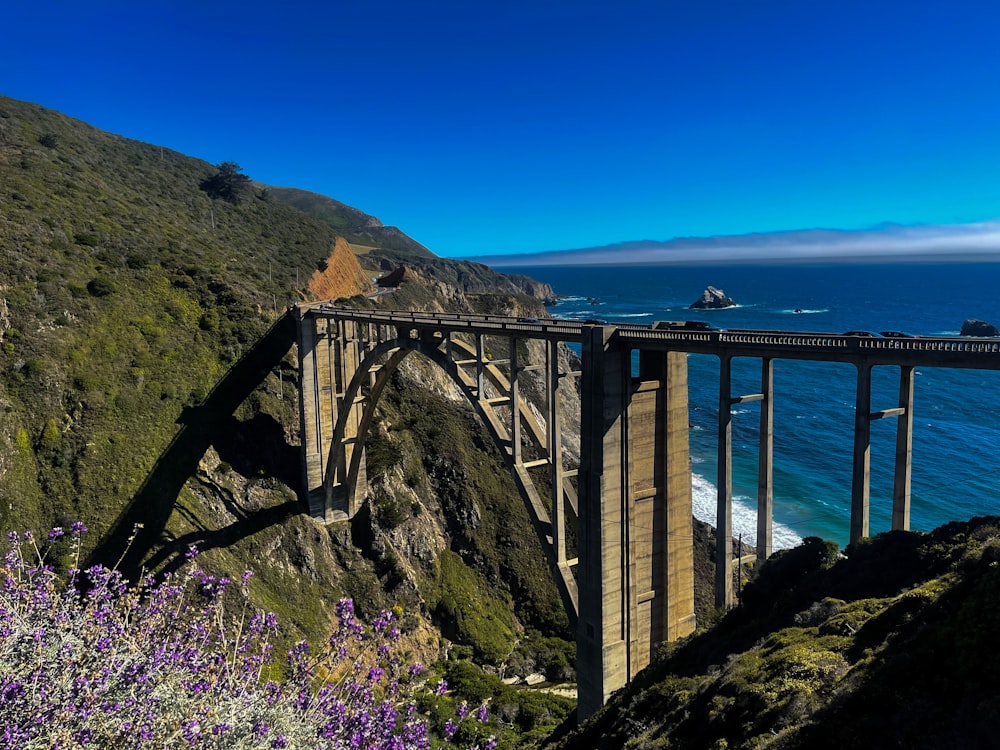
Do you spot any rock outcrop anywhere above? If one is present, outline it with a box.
[690,286,736,309]
[503,273,558,305]
[960,319,1000,337]
[376,265,418,288]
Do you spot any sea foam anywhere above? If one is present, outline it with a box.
[691,473,803,551]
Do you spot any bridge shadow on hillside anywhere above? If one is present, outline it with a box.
[87,311,300,580]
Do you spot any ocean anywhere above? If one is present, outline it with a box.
[506,262,1000,549]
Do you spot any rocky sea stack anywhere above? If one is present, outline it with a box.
[960,319,999,336]
[690,286,736,309]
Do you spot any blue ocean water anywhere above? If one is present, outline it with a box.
[508,262,1000,548]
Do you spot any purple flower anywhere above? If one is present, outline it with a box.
[47,527,64,541]
[0,532,446,749]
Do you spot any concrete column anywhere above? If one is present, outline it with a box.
[716,355,734,609]
[296,312,337,520]
[475,334,485,399]
[548,339,566,563]
[343,320,367,517]
[577,325,629,721]
[637,350,696,646]
[757,358,774,561]
[326,319,367,518]
[577,329,694,721]
[892,365,915,531]
[851,362,873,544]
[510,336,521,465]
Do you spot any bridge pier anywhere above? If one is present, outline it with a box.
[577,328,695,720]
[851,363,873,543]
[851,363,915,544]
[892,366,915,531]
[716,357,774,609]
[295,310,367,522]
[716,355,735,609]
[757,358,774,562]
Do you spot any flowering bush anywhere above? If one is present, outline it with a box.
[0,525,494,749]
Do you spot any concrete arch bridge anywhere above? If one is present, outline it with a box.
[294,303,1000,719]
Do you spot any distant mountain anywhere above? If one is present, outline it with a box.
[474,221,1000,266]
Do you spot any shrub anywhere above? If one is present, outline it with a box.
[200,161,252,204]
[86,277,116,297]
[0,525,496,749]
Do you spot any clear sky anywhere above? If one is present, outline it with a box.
[4,1,1000,259]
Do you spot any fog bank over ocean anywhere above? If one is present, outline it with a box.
[474,220,1000,266]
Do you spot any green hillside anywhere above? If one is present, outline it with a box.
[0,93,569,711]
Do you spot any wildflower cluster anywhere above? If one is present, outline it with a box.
[0,526,494,749]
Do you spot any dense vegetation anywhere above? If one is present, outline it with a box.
[550,518,1000,749]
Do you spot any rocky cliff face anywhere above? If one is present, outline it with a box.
[307,237,375,300]
[503,273,558,304]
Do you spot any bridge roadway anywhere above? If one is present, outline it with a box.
[297,302,1000,718]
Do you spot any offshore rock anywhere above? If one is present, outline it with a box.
[960,319,1000,336]
[690,286,736,309]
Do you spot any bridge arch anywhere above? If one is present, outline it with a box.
[318,328,580,621]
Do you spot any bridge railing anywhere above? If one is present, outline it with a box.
[303,304,1000,366]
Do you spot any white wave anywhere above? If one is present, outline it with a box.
[613,313,654,318]
[691,473,803,551]
[778,308,829,314]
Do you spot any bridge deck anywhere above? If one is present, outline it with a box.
[303,304,1000,369]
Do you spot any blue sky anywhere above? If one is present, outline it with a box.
[4,1,1000,259]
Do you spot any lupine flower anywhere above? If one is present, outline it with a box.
[0,524,498,749]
